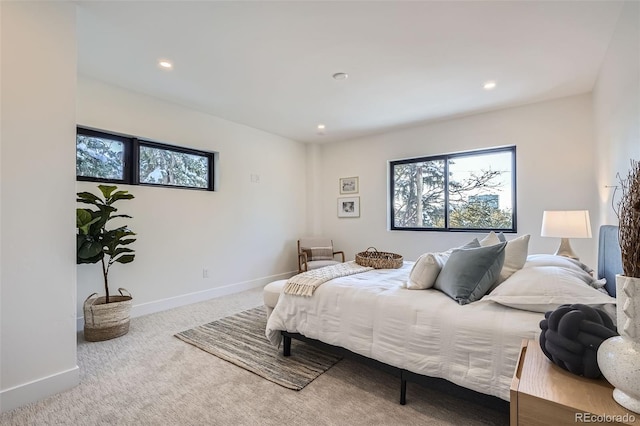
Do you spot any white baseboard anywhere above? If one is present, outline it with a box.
[0,366,79,414]
[76,271,296,331]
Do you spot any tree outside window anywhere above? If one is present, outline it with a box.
[139,145,209,189]
[76,127,215,191]
[76,134,126,181]
[390,147,516,232]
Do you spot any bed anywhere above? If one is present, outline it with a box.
[265,227,620,403]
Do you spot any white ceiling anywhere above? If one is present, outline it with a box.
[76,1,624,144]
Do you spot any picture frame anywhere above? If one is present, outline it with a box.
[339,176,359,194]
[337,196,360,218]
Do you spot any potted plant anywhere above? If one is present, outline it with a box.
[597,159,640,414]
[77,184,136,341]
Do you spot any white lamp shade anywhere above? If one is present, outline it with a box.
[541,210,592,238]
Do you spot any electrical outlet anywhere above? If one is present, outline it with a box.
[203,268,209,278]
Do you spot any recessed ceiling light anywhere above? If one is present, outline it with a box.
[483,80,497,90]
[332,72,348,80]
[317,124,326,135]
[158,59,173,70]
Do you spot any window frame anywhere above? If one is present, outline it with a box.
[76,126,216,192]
[76,127,132,185]
[389,146,517,233]
[136,140,215,191]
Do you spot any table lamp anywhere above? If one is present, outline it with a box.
[541,210,592,260]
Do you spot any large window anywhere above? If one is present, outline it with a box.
[390,146,516,232]
[76,127,216,191]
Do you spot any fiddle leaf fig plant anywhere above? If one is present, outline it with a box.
[77,185,136,303]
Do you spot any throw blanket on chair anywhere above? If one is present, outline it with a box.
[284,261,373,297]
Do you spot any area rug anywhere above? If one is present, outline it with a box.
[175,306,342,390]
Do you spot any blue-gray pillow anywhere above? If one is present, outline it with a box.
[434,242,507,305]
[462,238,481,249]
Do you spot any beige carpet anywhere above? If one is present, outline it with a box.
[175,306,342,390]
[0,287,508,425]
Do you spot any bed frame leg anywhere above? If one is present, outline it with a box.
[283,334,291,357]
[400,374,407,405]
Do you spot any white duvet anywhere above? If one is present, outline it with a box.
[265,262,544,401]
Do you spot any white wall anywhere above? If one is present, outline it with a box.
[593,0,640,225]
[76,78,307,321]
[305,143,322,235]
[317,94,600,268]
[0,2,79,412]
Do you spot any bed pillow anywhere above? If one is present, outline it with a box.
[434,242,506,305]
[524,255,606,293]
[462,238,481,249]
[406,252,448,289]
[480,231,501,247]
[482,265,616,312]
[524,254,594,275]
[497,234,530,285]
[479,232,531,289]
[405,238,481,290]
[480,231,510,244]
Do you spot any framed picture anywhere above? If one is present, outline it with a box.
[339,176,359,194]
[337,196,360,218]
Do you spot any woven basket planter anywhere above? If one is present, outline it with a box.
[83,288,132,342]
[355,247,403,269]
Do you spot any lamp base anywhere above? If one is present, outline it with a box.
[554,238,579,260]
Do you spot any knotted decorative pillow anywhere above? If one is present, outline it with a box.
[539,303,618,378]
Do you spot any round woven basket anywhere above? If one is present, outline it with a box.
[355,247,403,269]
[83,288,132,342]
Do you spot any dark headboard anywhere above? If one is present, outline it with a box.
[598,225,623,297]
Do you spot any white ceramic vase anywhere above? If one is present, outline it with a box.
[598,275,640,414]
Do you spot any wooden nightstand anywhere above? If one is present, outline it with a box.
[510,339,639,425]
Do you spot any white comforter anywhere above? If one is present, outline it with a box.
[265,262,544,401]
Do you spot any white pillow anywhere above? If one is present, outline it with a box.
[406,252,449,289]
[480,232,531,288]
[406,238,482,290]
[480,231,501,247]
[524,254,594,274]
[482,265,615,312]
[498,234,530,284]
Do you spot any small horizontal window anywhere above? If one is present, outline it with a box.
[76,129,129,183]
[76,127,216,191]
[389,146,516,232]
[139,143,211,189]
